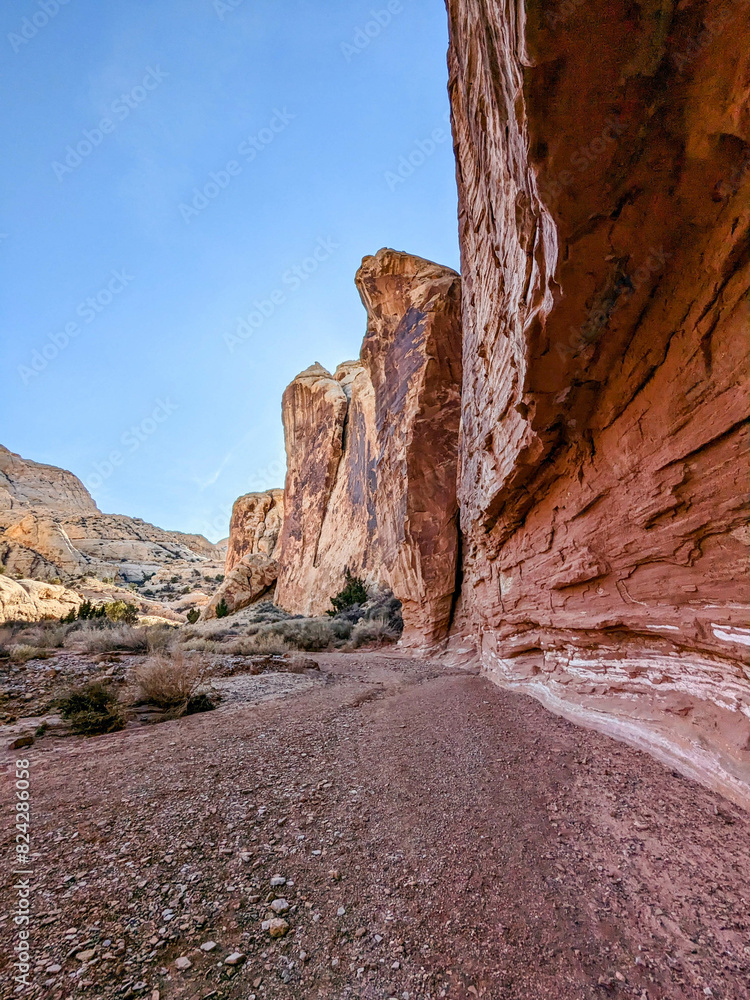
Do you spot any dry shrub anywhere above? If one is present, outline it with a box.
[135,650,210,715]
[66,624,149,654]
[146,626,175,654]
[349,617,399,648]
[7,644,47,664]
[58,682,125,736]
[260,618,334,652]
[23,624,68,649]
[229,632,291,655]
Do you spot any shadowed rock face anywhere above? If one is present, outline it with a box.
[445,0,750,805]
[275,249,463,645]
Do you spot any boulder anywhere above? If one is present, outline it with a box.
[0,576,82,623]
[200,553,279,620]
[446,0,750,806]
[225,490,284,573]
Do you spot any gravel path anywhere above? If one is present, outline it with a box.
[1,652,749,1000]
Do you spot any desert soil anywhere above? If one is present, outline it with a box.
[1,652,749,1000]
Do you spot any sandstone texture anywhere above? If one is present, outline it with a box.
[0,576,83,623]
[275,249,462,645]
[0,445,225,620]
[445,0,750,805]
[225,490,284,573]
[201,553,279,620]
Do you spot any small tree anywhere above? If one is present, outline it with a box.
[186,608,200,624]
[105,601,139,626]
[328,569,369,616]
[215,598,230,619]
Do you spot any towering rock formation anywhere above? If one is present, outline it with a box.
[445,0,750,805]
[275,249,463,645]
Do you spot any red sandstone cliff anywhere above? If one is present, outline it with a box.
[275,249,463,645]
[445,0,750,806]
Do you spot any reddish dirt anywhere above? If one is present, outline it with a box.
[2,652,749,1000]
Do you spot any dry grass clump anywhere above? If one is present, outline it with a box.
[22,624,69,649]
[134,650,211,715]
[145,625,175,654]
[227,631,292,655]
[64,623,176,655]
[6,644,48,664]
[67,624,150,654]
[258,618,334,652]
[0,622,69,659]
[349,616,400,648]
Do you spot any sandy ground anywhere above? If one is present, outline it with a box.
[1,651,749,1000]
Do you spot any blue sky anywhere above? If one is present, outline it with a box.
[0,0,458,542]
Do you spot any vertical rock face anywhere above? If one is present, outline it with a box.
[225,490,284,573]
[446,0,750,805]
[275,249,463,645]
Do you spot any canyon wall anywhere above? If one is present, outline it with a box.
[445,0,750,805]
[275,249,463,645]
[0,445,226,622]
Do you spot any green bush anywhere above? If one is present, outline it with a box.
[186,608,200,624]
[215,598,230,619]
[63,599,107,623]
[58,683,125,736]
[105,601,139,626]
[327,569,369,616]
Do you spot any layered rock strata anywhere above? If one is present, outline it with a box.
[445,0,750,806]
[0,445,225,586]
[275,249,463,645]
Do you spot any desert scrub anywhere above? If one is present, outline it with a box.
[58,682,125,736]
[104,601,139,625]
[135,651,214,716]
[349,616,400,648]
[225,632,291,655]
[19,623,69,649]
[215,598,230,619]
[257,618,335,652]
[7,644,48,664]
[66,624,150,654]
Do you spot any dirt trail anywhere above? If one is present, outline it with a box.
[2,652,749,1000]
